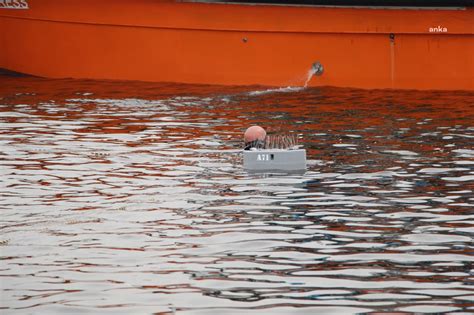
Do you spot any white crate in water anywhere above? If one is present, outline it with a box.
[243,149,306,171]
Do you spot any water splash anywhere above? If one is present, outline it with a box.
[304,67,317,88]
[247,62,322,96]
[248,86,303,96]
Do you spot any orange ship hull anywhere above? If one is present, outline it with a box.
[1,0,473,90]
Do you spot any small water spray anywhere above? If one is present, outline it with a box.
[304,61,324,88]
[304,69,315,88]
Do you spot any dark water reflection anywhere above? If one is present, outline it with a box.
[1,75,473,314]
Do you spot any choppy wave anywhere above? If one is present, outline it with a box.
[1,77,473,314]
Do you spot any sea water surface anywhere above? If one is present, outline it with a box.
[1,74,473,314]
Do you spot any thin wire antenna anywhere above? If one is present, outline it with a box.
[249,133,302,150]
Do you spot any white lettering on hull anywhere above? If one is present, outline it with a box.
[429,26,448,33]
[257,154,270,162]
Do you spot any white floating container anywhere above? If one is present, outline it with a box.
[243,149,306,172]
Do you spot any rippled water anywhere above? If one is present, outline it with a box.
[1,74,474,314]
